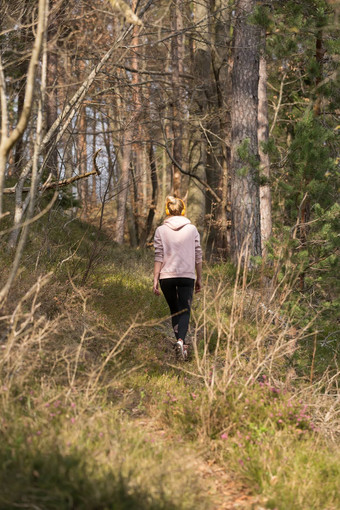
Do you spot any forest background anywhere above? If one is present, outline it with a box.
[0,0,339,509]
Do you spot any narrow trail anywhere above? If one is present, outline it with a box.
[133,415,260,510]
[126,321,261,509]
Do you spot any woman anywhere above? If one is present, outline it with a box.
[153,196,202,360]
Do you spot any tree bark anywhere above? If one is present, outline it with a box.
[170,0,184,196]
[77,105,88,217]
[140,143,158,247]
[0,0,49,303]
[230,0,262,263]
[91,109,97,207]
[258,49,272,254]
[115,135,131,244]
[45,0,60,179]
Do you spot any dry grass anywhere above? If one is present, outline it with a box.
[0,225,339,510]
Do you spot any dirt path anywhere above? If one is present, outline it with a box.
[123,323,264,509]
[134,416,261,510]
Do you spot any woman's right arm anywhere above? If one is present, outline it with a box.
[195,262,202,293]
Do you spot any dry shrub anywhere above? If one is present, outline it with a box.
[186,250,340,442]
[0,271,212,510]
[0,271,140,406]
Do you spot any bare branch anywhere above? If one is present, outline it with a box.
[3,149,102,194]
[0,0,48,216]
[269,72,286,136]
[159,123,221,204]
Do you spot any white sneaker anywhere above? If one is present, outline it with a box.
[175,340,188,360]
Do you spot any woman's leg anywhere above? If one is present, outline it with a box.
[176,279,194,344]
[159,279,180,339]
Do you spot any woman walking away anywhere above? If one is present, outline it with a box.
[153,196,203,360]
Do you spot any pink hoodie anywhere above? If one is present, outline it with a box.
[154,216,202,280]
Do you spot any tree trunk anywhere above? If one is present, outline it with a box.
[45,26,59,178]
[0,0,47,218]
[192,0,230,260]
[77,105,88,217]
[115,135,131,244]
[170,0,183,196]
[0,0,48,302]
[12,66,28,177]
[258,50,272,254]
[91,109,97,206]
[140,143,158,247]
[230,0,261,264]
[130,5,144,244]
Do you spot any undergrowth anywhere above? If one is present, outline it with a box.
[0,208,339,509]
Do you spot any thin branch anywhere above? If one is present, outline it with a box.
[269,72,286,136]
[159,123,221,203]
[3,149,102,194]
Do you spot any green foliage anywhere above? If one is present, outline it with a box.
[236,436,340,510]
[285,112,337,208]
[260,0,340,353]
[57,189,81,210]
[251,5,273,30]
[236,138,260,178]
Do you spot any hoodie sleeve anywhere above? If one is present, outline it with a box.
[154,227,164,262]
[195,228,202,263]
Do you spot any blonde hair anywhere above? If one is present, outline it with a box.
[165,195,186,216]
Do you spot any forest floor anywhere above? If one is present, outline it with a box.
[130,414,256,510]
[106,322,260,510]
[0,210,339,509]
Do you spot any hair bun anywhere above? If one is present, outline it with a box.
[166,195,176,204]
[165,195,186,216]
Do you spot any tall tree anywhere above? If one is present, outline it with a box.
[258,39,272,254]
[230,0,262,263]
[170,0,184,196]
[45,0,60,178]
[191,0,231,259]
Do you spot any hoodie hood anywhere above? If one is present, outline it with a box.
[163,216,191,231]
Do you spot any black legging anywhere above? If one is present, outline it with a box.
[160,278,195,344]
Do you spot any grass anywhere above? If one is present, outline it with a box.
[1,206,339,509]
[0,400,210,510]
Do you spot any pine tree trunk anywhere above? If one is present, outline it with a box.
[230,0,261,263]
[130,8,144,244]
[13,70,28,176]
[12,1,31,178]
